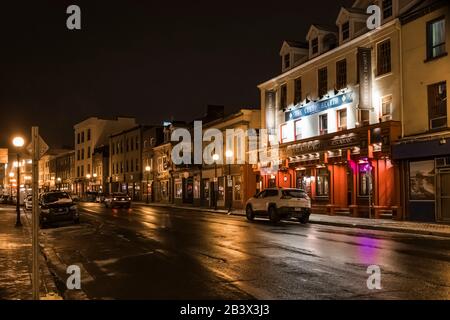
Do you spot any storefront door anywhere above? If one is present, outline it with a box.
[438,170,450,222]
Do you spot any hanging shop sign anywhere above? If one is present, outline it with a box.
[358,47,373,111]
[285,92,354,122]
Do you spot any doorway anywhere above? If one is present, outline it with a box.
[438,170,450,222]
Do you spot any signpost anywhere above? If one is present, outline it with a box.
[30,127,49,300]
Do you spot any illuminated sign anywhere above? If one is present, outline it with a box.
[358,47,372,111]
[285,92,353,122]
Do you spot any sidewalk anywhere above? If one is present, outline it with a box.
[0,206,60,300]
[136,202,450,238]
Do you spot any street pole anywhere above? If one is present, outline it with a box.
[146,173,149,204]
[228,163,232,213]
[214,162,218,211]
[32,127,40,300]
[15,153,22,227]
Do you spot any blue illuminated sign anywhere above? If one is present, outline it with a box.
[285,92,354,122]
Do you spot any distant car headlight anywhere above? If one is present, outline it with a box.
[127,197,131,201]
[113,198,117,201]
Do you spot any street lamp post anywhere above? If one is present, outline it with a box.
[9,172,14,199]
[13,136,25,227]
[225,150,233,213]
[212,154,219,210]
[145,165,151,204]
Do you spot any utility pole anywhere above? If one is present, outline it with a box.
[32,127,40,300]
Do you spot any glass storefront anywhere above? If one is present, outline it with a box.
[316,168,329,197]
[233,176,242,201]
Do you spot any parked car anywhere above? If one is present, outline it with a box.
[104,193,131,208]
[96,193,106,203]
[24,195,33,211]
[245,188,311,224]
[0,195,12,205]
[39,191,79,227]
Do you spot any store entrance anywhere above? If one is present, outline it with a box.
[438,170,450,222]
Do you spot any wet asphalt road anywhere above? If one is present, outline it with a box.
[39,203,450,300]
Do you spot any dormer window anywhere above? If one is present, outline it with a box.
[284,54,290,69]
[382,0,393,20]
[342,22,350,41]
[312,38,319,55]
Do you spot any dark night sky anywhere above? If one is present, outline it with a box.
[0,0,352,148]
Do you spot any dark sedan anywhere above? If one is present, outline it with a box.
[39,191,79,227]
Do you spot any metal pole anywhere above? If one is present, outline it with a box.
[32,127,40,300]
[214,163,218,210]
[228,163,232,213]
[146,174,149,204]
[15,153,22,227]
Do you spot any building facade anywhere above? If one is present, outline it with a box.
[54,150,75,192]
[393,0,449,222]
[73,117,136,197]
[257,0,418,218]
[141,126,164,203]
[91,145,109,194]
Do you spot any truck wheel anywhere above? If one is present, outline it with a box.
[246,205,255,221]
[268,206,280,223]
[298,215,310,224]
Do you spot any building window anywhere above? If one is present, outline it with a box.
[295,120,302,140]
[77,166,80,177]
[158,157,163,173]
[377,39,391,76]
[81,149,84,160]
[381,95,393,116]
[312,38,319,54]
[382,0,393,20]
[175,181,183,199]
[87,164,90,175]
[77,150,80,161]
[136,159,139,172]
[77,133,80,145]
[294,77,302,105]
[81,165,84,178]
[428,81,447,130]
[136,137,139,150]
[233,176,242,201]
[337,109,347,131]
[87,146,91,159]
[81,131,84,143]
[319,114,328,135]
[284,54,290,69]
[336,59,347,90]
[427,17,446,60]
[281,124,289,144]
[87,129,91,141]
[342,21,350,41]
[318,67,328,97]
[316,169,329,197]
[279,84,287,110]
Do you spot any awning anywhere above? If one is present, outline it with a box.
[393,138,450,160]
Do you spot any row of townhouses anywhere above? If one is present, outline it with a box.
[1,0,448,223]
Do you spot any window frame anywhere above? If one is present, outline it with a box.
[319,113,328,135]
[377,39,392,76]
[337,108,347,131]
[426,17,447,61]
[428,81,448,130]
[318,67,328,97]
[294,77,302,105]
[336,59,347,90]
[341,21,350,41]
[279,84,287,110]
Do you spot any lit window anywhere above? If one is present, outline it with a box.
[281,124,289,143]
[342,22,350,41]
[295,120,302,140]
[381,95,392,116]
[319,114,328,135]
[428,81,447,130]
[337,109,347,131]
[427,18,446,60]
[316,169,329,197]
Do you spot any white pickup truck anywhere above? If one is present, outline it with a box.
[245,188,311,224]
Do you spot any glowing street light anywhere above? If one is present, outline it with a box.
[12,136,25,148]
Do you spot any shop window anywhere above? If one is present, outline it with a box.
[381,95,392,116]
[377,39,391,76]
[279,84,287,110]
[268,176,277,188]
[358,164,372,196]
[295,120,302,140]
[318,67,328,97]
[87,129,91,141]
[296,169,312,194]
[337,109,347,131]
[194,178,200,199]
[203,179,210,201]
[409,160,435,201]
[319,114,328,135]
[427,17,446,60]
[336,59,347,90]
[316,169,329,197]
[218,177,225,201]
[175,181,183,199]
[428,81,447,130]
[233,176,242,201]
[294,77,302,105]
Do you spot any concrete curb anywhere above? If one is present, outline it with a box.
[136,202,450,238]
